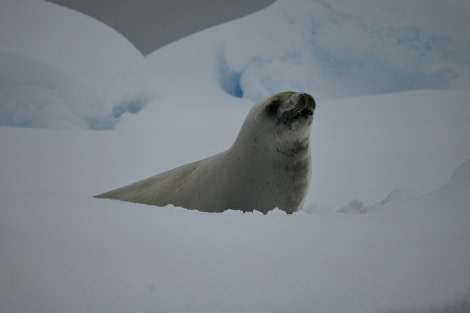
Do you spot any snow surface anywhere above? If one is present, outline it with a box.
[0,0,155,129]
[1,0,470,312]
[2,0,470,129]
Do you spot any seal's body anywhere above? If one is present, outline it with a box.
[96,91,316,214]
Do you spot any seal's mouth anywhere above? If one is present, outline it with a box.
[280,93,315,125]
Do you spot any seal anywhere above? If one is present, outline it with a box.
[96,91,316,214]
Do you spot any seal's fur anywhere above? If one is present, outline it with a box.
[96,91,316,214]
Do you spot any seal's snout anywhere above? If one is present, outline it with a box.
[277,92,315,125]
[295,92,315,110]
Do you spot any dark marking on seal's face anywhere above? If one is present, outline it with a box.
[265,92,316,126]
[265,99,281,117]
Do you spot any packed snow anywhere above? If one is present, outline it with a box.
[1,0,470,312]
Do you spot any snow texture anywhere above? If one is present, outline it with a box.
[1,0,470,129]
[0,0,155,129]
[1,0,470,312]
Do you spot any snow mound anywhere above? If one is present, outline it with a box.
[219,0,470,101]
[0,51,92,128]
[2,0,470,129]
[0,0,143,85]
[0,0,155,129]
[0,50,154,129]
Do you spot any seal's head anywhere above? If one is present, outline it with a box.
[234,91,316,155]
[265,91,315,129]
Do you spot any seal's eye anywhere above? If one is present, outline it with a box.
[265,99,280,117]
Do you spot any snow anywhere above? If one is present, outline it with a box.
[0,0,144,85]
[2,0,470,129]
[0,0,155,129]
[1,0,470,312]
[218,0,470,101]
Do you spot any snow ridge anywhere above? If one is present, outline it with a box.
[1,0,470,129]
[219,0,470,101]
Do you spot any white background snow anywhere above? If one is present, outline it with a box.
[1,0,470,312]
